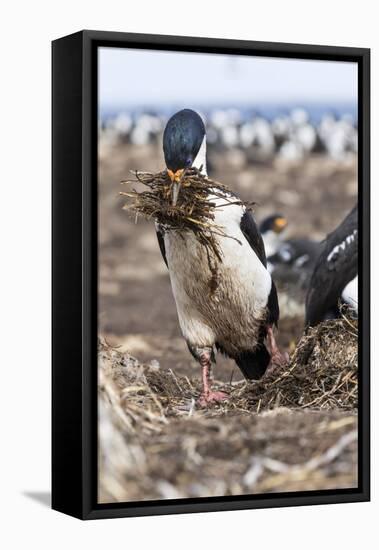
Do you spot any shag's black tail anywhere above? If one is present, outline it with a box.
[234,344,271,380]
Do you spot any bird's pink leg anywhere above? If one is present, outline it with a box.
[266,326,289,370]
[197,350,228,407]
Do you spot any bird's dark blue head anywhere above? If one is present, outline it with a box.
[260,214,288,235]
[163,109,206,182]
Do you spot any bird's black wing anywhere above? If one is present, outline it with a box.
[240,210,267,267]
[240,210,279,326]
[276,239,321,266]
[156,226,168,268]
[306,204,358,326]
[268,240,323,282]
[267,280,280,326]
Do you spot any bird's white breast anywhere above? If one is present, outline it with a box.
[342,275,358,311]
[164,198,271,354]
[262,230,281,258]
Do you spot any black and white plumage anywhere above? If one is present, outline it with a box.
[156,109,285,405]
[259,214,288,259]
[306,204,358,326]
[269,238,321,271]
[260,214,321,277]
[268,238,322,290]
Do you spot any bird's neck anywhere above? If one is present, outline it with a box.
[263,230,282,257]
[192,136,207,176]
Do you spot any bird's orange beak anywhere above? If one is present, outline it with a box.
[274,217,288,233]
[167,169,185,206]
[167,168,184,183]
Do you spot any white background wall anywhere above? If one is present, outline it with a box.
[0,1,376,548]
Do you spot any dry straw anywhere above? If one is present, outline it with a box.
[120,167,255,287]
[99,310,358,427]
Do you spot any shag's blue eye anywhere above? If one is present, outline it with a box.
[185,157,192,167]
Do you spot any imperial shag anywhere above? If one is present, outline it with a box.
[306,204,358,326]
[260,214,320,277]
[259,214,288,259]
[156,109,287,406]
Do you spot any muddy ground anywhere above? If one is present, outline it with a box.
[97,141,358,502]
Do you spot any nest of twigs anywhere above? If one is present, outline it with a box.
[99,310,357,428]
[231,309,358,412]
[120,167,254,271]
[98,310,358,502]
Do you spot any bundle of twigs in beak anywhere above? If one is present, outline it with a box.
[120,167,255,271]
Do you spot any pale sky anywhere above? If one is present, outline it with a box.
[99,47,358,109]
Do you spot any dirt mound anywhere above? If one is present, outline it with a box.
[98,312,358,503]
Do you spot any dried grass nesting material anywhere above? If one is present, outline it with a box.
[98,307,358,429]
[233,307,358,412]
[120,167,255,269]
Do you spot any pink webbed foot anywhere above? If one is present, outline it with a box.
[266,326,289,373]
[197,390,229,408]
[196,348,229,408]
[269,349,289,368]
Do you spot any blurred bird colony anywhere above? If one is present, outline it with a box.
[99,47,357,162]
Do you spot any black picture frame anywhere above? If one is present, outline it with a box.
[52,30,370,520]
